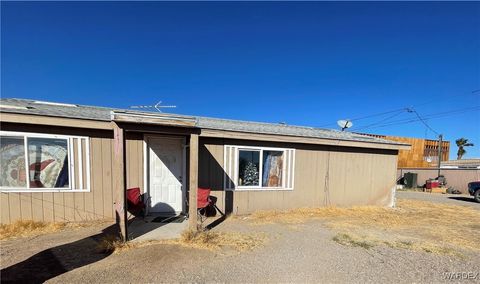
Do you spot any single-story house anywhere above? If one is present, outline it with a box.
[0,98,409,237]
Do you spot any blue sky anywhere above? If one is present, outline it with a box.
[1,2,479,159]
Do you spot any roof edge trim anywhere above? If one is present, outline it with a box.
[200,128,411,150]
[111,110,198,127]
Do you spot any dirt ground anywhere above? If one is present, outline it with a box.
[1,192,479,283]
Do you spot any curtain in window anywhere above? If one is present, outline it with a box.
[262,151,283,187]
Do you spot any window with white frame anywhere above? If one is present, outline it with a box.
[224,145,295,190]
[0,131,90,192]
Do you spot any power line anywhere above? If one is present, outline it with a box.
[353,110,407,131]
[318,90,480,128]
[408,108,439,135]
[409,89,480,109]
[356,106,480,132]
[380,106,479,127]
[355,106,480,130]
[317,108,406,127]
[343,108,407,122]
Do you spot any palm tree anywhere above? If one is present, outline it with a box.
[455,138,474,160]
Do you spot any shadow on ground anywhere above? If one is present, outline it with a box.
[0,224,117,283]
[205,215,227,231]
[447,196,477,203]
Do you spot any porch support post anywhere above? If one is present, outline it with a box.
[188,133,199,230]
[112,122,128,240]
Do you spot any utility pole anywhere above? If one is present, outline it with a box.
[437,134,443,178]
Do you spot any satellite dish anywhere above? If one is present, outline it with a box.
[337,119,353,131]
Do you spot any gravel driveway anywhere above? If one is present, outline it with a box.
[1,193,479,283]
[44,220,479,284]
[396,191,479,209]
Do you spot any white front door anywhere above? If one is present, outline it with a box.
[148,137,184,213]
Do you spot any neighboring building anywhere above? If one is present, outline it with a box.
[361,134,449,168]
[0,98,409,237]
[440,159,480,169]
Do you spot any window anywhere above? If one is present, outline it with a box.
[262,150,284,187]
[224,145,295,190]
[0,136,26,188]
[238,150,260,186]
[27,137,69,188]
[0,131,90,192]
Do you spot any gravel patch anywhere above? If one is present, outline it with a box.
[396,191,479,209]
[2,196,479,283]
[36,219,480,283]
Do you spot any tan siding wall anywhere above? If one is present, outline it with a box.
[200,138,398,215]
[126,132,144,192]
[0,122,398,223]
[1,136,113,224]
[0,123,144,224]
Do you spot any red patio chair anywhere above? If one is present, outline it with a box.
[126,187,146,219]
[197,187,224,228]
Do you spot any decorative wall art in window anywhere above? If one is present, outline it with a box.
[0,132,90,192]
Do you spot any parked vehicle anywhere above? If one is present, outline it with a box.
[467,181,480,203]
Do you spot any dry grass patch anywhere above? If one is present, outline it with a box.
[0,220,107,241]
[332,233,375,249]
[0,220,66,240]
[96,235,179,254]
[332,233,461,257]
[248,199,480,255]
[97,235,148,254]
[397,240,458,256]
[249,206,389,224]
[174,229,266,251]
[97,229,266,254]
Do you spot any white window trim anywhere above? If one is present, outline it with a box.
[225,145,295,191]
[237,148,262,189]
[0,131,91,193]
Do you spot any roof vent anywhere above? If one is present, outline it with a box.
[33,100,77,107]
